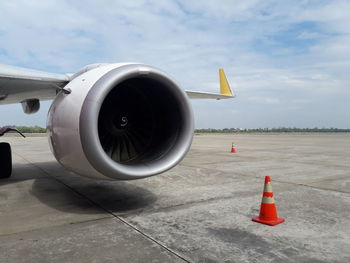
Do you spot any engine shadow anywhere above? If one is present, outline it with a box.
[6,161,158,215]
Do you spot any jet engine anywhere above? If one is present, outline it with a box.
[47,63,194,180]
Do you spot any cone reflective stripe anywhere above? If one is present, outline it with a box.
[252,176,285,226]
[262,176,274,204]
[230,143,236,153]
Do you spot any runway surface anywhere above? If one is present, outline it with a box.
[0,133,349,262]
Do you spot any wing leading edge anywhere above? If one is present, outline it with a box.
[185,68,235,100]
[0,64,235,105]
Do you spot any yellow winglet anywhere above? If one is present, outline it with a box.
[219,68,233,96]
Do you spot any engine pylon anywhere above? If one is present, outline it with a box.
[252,176,285,226]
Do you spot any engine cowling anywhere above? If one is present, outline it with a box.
[47,63,194,180]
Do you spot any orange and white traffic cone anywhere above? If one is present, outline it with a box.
[252,176,285,226]
[230,143,236,153]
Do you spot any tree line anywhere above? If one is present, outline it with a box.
[195,128,350,133]
[15,126,46,133]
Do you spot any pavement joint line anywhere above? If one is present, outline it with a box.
[113,215,192,263]
[179,164,250,178]
[14,152,192,263]
[259,180,350,199]
[182,160,243,166]
[0,216,113,238]
[291,174,350,185]
[181,164,350,195]
[304,174,350,184]
[294,161,350,169]
[294,183,350,195]
[269,179,350,195]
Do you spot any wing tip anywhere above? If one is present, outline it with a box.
[219,68,234,97]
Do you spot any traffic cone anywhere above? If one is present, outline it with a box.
[230,143,236,153]
[252,176,285,226]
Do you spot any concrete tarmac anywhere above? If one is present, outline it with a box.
[0,133,349,262]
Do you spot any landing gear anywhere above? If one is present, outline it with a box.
[0,142,12,178]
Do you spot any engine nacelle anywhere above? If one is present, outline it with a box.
[47,63,194,180]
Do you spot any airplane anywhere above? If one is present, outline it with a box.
[0,63,234,179]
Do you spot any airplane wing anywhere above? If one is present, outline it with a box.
[185,68,235,100]
[0,64,70,104]
[0,64,234,105]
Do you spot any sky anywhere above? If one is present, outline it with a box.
[0,0,349,128]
